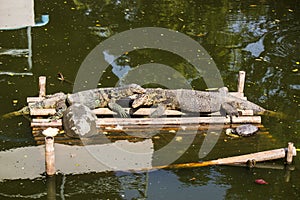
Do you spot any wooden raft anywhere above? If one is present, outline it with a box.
[30,72,263,145]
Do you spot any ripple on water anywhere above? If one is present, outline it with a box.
[262,26,300,59]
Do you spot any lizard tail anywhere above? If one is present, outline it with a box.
[1,107,30,119]
[259,110,287,119]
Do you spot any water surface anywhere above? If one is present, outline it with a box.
[0,0,299,199]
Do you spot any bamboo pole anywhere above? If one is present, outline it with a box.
[31,116,261,127]
[151,144,297,170]
[286,142,295,164]
[45,136,56,176]
[28,107,256,117]
[237,71,246,94]
[39,76,46,97]
[46,175,56,199]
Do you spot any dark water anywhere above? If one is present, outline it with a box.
[0,0,300,199]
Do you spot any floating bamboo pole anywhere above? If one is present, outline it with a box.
[151,143,297,170]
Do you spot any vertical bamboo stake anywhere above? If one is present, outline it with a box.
[39,76,46,97]
[286,142,294,164]
[46,175,56,199]
[45,136,56,176]
[237,71,246,94]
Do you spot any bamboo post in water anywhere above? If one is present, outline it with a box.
[39,76,46,97]
[286,142,295,164]
[43,128,59,176]
[45,136,56,176]
[237,71,246,94]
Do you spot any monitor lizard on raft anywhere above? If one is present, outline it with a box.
[131,87,285,118]
[2,84,145,119]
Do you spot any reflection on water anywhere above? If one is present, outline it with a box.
[0,0,299,199]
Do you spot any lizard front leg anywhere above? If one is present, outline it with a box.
[108,99,129,117]
[221,102,239,117]
[149,104,167,118]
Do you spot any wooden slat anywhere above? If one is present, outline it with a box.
[27,97,43,103]
[30,108,56,115]
[31,119,62,127]
[96,117,230,125]
[31,116,261,128]
[231,116,261,124]
[28,107,254,117]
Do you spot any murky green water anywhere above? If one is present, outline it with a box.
[0,0,299,199]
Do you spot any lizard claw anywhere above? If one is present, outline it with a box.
[119,110,129,118]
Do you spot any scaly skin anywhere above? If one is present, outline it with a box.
[66,84,145,118]
[132,87,267,117]
[2,92,67,118]
[2,84,145,119]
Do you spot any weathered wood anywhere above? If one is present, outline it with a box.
[286,142,295,164]
[228,162,286,170]
[152,145,297,170]
[31,119,62,127]
[237,71,246,94]
[28,75,265,145]
[32,124,266,138]
[231,116,261,123]
[45,136,55,176]
[27,97,43,103]
[39,76,46,97]
[97,117,231,125]
[31,117,231,127]
[28,107,255,117]
[31,117,263,134]
[30,108,56,116]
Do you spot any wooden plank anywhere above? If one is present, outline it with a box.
[31,116,262,128]
[96,117,230,125]
[231,116,261,123]
[27,97,43,103]
[28,107,255,117]
[30,108,56,115]
[31,119,62,127]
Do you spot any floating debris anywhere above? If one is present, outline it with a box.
[255,179,268,185]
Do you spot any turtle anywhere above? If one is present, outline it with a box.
[63,103,98,138]
[225,124,259,137]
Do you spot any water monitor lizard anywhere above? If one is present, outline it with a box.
[131,87,273,117]
[2,84,145,119]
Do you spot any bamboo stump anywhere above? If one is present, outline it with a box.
[45,136,56,176]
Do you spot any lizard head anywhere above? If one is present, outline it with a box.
[128,84,146,94]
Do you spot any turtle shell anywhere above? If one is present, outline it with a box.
[63,103,98,138]
[235,124,258,136]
